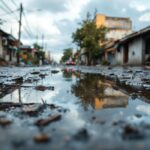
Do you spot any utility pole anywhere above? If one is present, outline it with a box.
[42,34,44,50]
[17,3,23,65]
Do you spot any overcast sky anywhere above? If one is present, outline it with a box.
[0,0,150,62]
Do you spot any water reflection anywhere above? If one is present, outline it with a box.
[1,69,129,111]
[62,68,80,81]
[71,73,128,110]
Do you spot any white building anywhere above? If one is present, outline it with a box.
[116,26,150,65]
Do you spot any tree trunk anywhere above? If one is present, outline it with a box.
[87,52,92,66]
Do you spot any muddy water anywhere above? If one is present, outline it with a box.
[0,67,150,149]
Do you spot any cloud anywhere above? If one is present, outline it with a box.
[130,1,150,12]
[139,12,150,22]
[25,0,68,13]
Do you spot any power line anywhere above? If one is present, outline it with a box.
[0,3,11,14]
[22,10,34,38]
[10,0,18,8]
[23,26,34,39]
[0,0,18,20]
[0,9,19,17]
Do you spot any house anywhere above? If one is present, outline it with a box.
[116,26,150,65]
[103,40,119,65]
[0,29,18,64]
[95,14,132,40]
[20,45,35,65]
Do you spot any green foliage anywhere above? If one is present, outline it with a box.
[101,60,110,66]
[33,43,45,65]
[72,12,108,65]
[33,43,43,51]
[60,48,73,63]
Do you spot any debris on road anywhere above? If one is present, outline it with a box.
[22,104,45,116]
[51,70,59,74]
[0,117,12,127]
[35,114,61,127]
[35,85,55,91]
[73,128,90,141]
[34,133,50,143]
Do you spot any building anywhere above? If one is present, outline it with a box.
[80,14,133,65]
[20,45,35,65]
[116,26,150,65]
[103,40,119,65]
[95,14,132,40]
[0,29,18,64]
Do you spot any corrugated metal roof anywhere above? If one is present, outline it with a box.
[120,26,150,43]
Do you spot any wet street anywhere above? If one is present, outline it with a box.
[0,66,150,150]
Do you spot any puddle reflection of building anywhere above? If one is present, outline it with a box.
[93,86,128,110]
[72,74,129,110]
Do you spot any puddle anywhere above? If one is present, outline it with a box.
[0,67,150,149]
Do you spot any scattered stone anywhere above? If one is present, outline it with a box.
[31,71,40,75]
[112,120,125,126]
[34,133,50,143]
[35,85,54,91]
[35,85,47,91]
[122,125,144,140]
[0,118,12,127]
[92,116,96,120]
[22,104,45,116]
[127,70,133,73]
[73,128,89,141]
[48,104,57,109]
[131,93,138,100]
[35,114,61,127]
[39,74,47,78]
[0,103,21,111]
[47,86,55,91]
[135,114,142,118]
[13,77,23,83]
[51,70,59,74]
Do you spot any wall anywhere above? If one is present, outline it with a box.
[5,55,9,62]
[106,29,132,40]
[128,38,143,65]
[115,47,124,65]
[105,17,132,40]
[96,14,132,40]
[95,14,106,27]
[116,37,144,65]
[0,35,3,58]
[105,17,132,30]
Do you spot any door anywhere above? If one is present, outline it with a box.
[123,44,129,64]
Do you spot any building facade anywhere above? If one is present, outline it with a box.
[0,30,17,64]
[95,14,132,40]
[116,26,150,65]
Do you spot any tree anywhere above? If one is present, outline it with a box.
[72,12,108,65]
[60,48,73,63]
[33,43,43,51]
[33,43,45,65]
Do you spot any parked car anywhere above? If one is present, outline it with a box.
[66,61,76,65]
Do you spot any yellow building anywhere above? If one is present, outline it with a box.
[95,14,132,40]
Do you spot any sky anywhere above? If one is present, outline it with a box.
[0,0,150,62]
